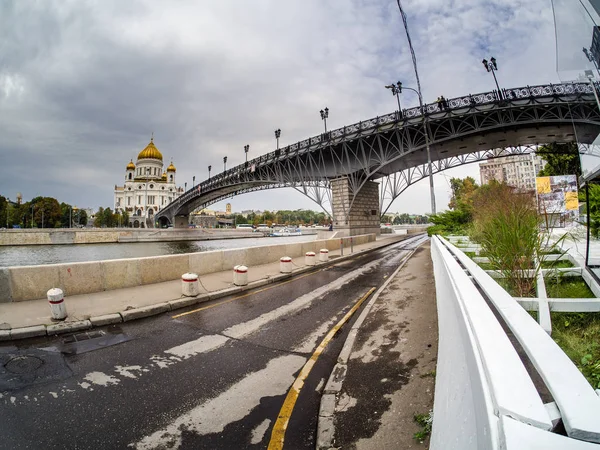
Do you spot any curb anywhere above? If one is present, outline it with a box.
[315,246,420,450]
[1,234,423,342]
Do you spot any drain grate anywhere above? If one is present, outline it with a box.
[62,330,105,344]
[4,356,44,374]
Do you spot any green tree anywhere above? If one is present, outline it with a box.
[449,177,479,212]
[94,207,105,227]
[381,214,392,224]
[103,208,115,227]
[30,197,62,228]
[536,143,581,179]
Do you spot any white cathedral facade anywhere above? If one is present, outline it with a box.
[114,137,183,228]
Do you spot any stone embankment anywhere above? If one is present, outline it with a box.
[0,234,377,303]
[0,228,265,246]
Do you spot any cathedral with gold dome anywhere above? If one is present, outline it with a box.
[114,137,183,228]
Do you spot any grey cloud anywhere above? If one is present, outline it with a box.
[0,0,569,214]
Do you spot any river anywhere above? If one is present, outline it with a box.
[0,235,317,267]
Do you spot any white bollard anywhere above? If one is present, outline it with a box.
[280,256,293,273]
[319,248,329,262]
[47,288,67,320]
[305,251,316,266]
[233,265,249,286]
[181,273,200,297]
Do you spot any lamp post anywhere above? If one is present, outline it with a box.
[193,176,195,188]
[208,165,212,180]
[274,129,281,150]
[395,0,435,214]
[481,57,502,98]
[319,108,329,132]
[184,182,187,192]
[223,156,227,172]
[244,144,249,163]
[397,82,436,215]
[385,82,403,112]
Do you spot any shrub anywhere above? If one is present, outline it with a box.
[470,183,542,297]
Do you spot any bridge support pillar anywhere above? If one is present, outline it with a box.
[174,215,189,229]
[331,178,380,237]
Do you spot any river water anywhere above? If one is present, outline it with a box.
[0,235,317,267]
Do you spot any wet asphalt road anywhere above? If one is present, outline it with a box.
[0,234,428,450]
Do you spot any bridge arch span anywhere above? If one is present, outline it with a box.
[156,82,600,228]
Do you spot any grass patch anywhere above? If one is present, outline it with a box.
[413,411,433,444]
[478,262,496,271]
[463,251,476,258]
[551,312,600,389]
[545,276,595,298]
[540,248,563,255]
[497,278,537,297]
[541,259,574,269]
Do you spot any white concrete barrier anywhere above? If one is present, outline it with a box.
[181,273,200,297]
[432,236,600,448]
[305,252,316,266]
[319,249,329,262]
[280,257,292,273]
[4,233,378,302]
[233,265,248,286]
[47,288,67,320]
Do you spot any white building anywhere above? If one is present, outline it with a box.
[479,154,546,190]
[114,137,183,228]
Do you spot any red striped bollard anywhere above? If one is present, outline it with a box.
[233,265,248,286]
[181,273,200,297]
[47,288,67,320]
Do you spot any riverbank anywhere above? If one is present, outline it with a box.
[0,233,377,303]
[0,228,271,246]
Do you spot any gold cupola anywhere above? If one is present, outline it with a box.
[126,160,135,170]
[161,172,167,180]
[166,161,176,172]
[137,137,163,161]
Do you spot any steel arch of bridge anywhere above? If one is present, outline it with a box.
[156,82,600,226]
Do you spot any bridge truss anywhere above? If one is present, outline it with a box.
[156,82,600,226]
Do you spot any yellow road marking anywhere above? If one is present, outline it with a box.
[267,286,377,450]
[172,271,316,319]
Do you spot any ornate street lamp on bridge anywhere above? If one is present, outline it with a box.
[208,165,212,180]
[384,82,403,113]
[320,107,329,133]
[244,144,249,163]
[223,156,227,172]
[482,57,502,99]
[274,129,281,150]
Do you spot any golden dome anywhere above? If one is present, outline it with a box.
[166,161,176,172]
[126,160,135,170]
[161,172,167,180]
[137,137,163,161]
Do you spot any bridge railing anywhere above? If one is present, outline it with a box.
[159,82,596,218]
[431,236,600,449]
[206,82,595,188]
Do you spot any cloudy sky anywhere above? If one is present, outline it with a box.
[0,0,579,214]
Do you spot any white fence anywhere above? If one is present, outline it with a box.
[431,236,600,449]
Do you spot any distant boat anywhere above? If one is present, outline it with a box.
[271,228,302,237]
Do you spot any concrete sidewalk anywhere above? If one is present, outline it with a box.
[0,234,412,341]
[318,241,438,449]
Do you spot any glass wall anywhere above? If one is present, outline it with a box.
[552,0,600,278]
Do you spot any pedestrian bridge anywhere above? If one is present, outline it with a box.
[156,82,600,232]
